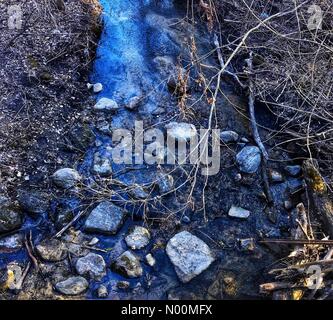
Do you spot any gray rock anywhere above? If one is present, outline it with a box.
[117,280,130,289]
[112,251,143,278]
[125,96,141,110]
[269,169,284,183]
[156,172,174,194]
[145,253,156,267]
[52,168,81,189]
[0,206,22,234]
[128,184,149,200]
[125,226,150,250]
[75,253,106,281]
[84,201,126,235]
[181,215,191,224]
[55,276,89,295]
[285,165,302,177]
[36,239,67,262]
[92,152,112,177]
[165,122,197,141]
[0,234,23,252]
[236,146,261,173]
[238,238,255,251]
[228,206,250,219]
[17,190,49,215]
[166,231,215,283]
[97,285,108,298]
[94,98,119,112]
[220,130,239,143]
[93,83,103,93]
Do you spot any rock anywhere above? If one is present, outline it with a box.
[181,215,191,224]
[0,206,22,234]
[125,96,141,110]
[17,190,49,215]
[156,172,174,194]
[234,173,242,182]
[36,239,67,262]
[166,231,215,283]
[152,107,165,115]
[75,253,106,281]
[220,131,239,143]
[285,165,302,177]
[284,200,293,210]
[112,251,143,278]
[87,83,93,90]
[92,152,112,177]
[128,184,149,200]
[236,146,261,173]
[96,118,111,134]
[269,169,284,183]
[0,234,23,252]
[53,198,79,230]
[84,201,126,235]
[88,237,99,246]
[125,226,150,250]
[241,137,249,143]
[165,122,197,141]
[117,281,130,289]
[55,276,89,296]
[52,168,81,189]
[97,285,108,298]
[145,253,156,267]
[93,83,103,93]
[67,124,94,150]
[238,238,255,251]
[228,206,250,219]
[94,98,119,112]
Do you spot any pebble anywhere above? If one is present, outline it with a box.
[156,172,174,194]
[220,130,239,143]
[145,253,156,267]
[55,276,89,296]
[228,206,251,219]
[36,239,67,262]
[125,96,141,110]
[75,253,106,281]
[238,238,255,251]
[269,169,284,183]
[0,207,22,234]
[117,281,130,289]
[125,226,150,250]
[97,285,108,298]
[0,234,23,252]
[128,184,149,200]
[92,152,112,177]
[285,165,302,177]
[236,146,261,174]
[181,215,191,224]
[93,83,103,93]
[112,251,143,278]
[52,168,81,189]
[284,200,293,210]
[94,98,119,112]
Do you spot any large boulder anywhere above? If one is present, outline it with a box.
[166,231,215,283]
[236,146,261,173]
[84,202,126,235]
[52,168,81,189]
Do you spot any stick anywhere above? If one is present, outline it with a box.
[259,239,333,245]
[54,210,86,238]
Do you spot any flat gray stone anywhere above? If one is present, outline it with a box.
[52,168,81,189]
[55,276,88,296]
[228,206,250,219]
[84,201,126,235]
[166,231,215,283]
[236,146,261,173]
[94,98,119,112]
[75,253,106,281]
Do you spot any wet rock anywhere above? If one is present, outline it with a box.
[228,206,250,219]
[166,231,215,283]
[165,122,197,141]
[0,210,22,235]
[17,190,49,215]
[125,96,142,110]
[128,184,149,200]
[269,169,284,183]
[88,237,99,246]
[0,234,23,252]
[84,201,126,235]
[92,152,112,177]
[156,172,174,194]
[112,251,143,278]
[67,124,94,150]
[285,165,302,177]
[97,285,108,298]
[145,253,156,267]
[94,98,119,112]
[36,239,67,262]
[125,226,150,250]
[75,253,106,281]
[117,281,130,289]
[55,276,88,296]
[52,168,81,189]
[220,130,239,143]
[236,146,261,174]
[93,83,103,93]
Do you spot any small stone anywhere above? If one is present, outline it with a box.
[36,239,67,262]
[88,237,99,246]
[128,184,149,200]
[17,190,49,215]
[93,83,103,93]
[165,122,197,141]
[117,281,130,289]
[145,253,156,267]
[87,83,93,90]
[156,172,174,194]
[55,276,88,296]
[92,152,112,177]
[234,173,242,182]
[94,98,119,112]
[97,285,108,298]
[181,215,191,224]
[228,206,250,219]
[52,168,81,189]
[125,96,141,110]
[284,200,293,210]
[0,234,23,252]
[0,207,22,234]
[285,165,302,177]
[112,251,143,278]
[166,231,215,283]
[241,137,249,143]
[236,146,261,174]
[125,226,150,250]
[220,130,239,143]
[75,253,106,281]
[269,169,284,183]
[84,201,126,235]
[238,238,255,251]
